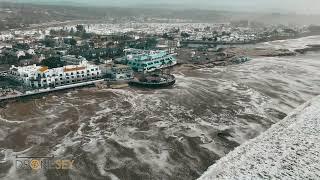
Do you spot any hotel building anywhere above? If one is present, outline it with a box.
[9,60,102,88]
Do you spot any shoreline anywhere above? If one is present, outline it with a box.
[175,47,298,70]
[176,35,320,70]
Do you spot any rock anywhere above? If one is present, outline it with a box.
[295,44,320,54]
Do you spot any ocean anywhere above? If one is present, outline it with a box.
[1,36,320,180]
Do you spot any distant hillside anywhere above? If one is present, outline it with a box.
[0,2,320,31]
[0,2,110,30]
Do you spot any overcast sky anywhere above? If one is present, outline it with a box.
[10,0,320,14]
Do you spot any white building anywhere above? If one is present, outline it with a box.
[27,49,35,55]
[9,60,102,88]
[16,51,26,59]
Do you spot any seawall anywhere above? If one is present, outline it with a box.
[198,96,320,180]
[0,79,104,101]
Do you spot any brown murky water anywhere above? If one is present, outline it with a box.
[1,36,320,180]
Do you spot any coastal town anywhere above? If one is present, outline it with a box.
[1,21,320,100]
[1,1,320,180]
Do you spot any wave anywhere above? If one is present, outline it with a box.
[0,116,24,125]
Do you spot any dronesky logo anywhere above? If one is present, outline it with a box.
[15,155,74,171]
